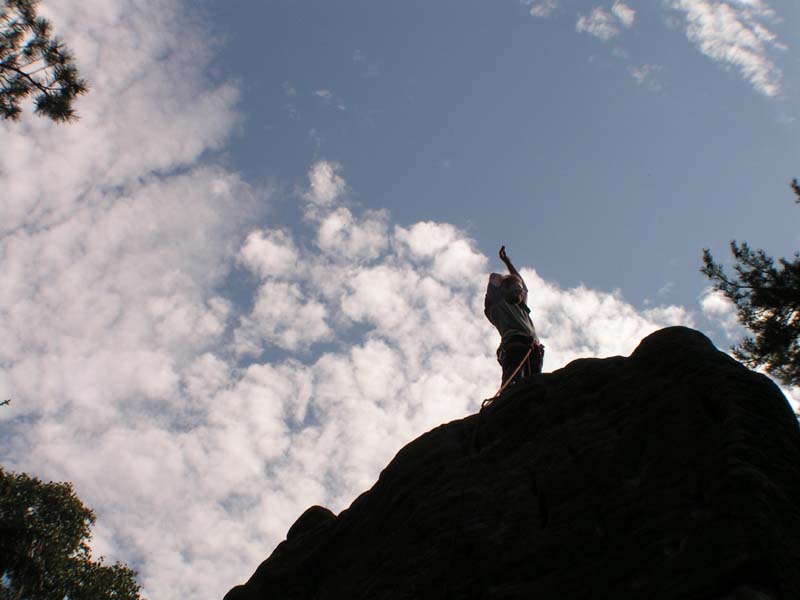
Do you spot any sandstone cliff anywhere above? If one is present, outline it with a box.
[224,327,800,599]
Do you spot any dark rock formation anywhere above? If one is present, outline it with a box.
[224,327,800,600]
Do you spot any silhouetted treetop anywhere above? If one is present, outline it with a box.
[702,178,800,387]
[0,0,87,122]
[0,467,143,599]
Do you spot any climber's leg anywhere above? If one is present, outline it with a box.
[531,342,545,375]
[499,337,533,386]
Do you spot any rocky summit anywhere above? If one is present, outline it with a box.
[224,327,800,600]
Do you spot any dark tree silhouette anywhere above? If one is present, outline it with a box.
[702,179,800,387]
[0,467,142,599]
[0,0,87,122]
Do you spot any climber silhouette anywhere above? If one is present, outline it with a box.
[484,246,544,388]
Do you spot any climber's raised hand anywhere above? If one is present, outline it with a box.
[499,245,510,265]
[499,245,524,288]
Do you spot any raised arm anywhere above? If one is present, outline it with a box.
[485,272,504,315]
[499,246,526,289]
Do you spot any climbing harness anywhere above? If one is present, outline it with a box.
[483,340,545,409]
[493,346,533,397]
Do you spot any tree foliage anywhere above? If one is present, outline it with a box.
[702,179,800,387]
[0,467,142,600]
[0,0,87,122]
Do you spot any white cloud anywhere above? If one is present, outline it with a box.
[0,0,261,596]
[394,221,462,258]
[527,0,559,18]
[239,229,299,280]
[2,1,240,233]
[630,63,665,91]
[577,7,623,40]
[576,3,635,40]
[700,287,742,339]
[315,207,389,262]
[394,221,488,286]
[314,89,332,99]
[304,160,347,206]
[527,274,693,365]
[234,280,332,354]
[668,0,783,96]
[612,1,636,27]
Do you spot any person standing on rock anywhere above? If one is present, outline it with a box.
[484,246,544,388]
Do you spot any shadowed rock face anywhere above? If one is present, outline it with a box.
[224,327,800,600]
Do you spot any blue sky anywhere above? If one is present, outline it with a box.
[206,0,799,306]
[1,1,798,598]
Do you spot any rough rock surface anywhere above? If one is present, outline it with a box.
[224,327,800,600]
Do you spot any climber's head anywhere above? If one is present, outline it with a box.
[502,275,524,304]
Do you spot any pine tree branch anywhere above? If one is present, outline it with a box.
[22,62,48,76]
[12,54,44,70]
[0,61,53,93]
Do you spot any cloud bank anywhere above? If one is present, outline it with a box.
[0,140,694,600]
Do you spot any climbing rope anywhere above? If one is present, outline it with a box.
[482,341,543,409]
[493,347,534,397]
